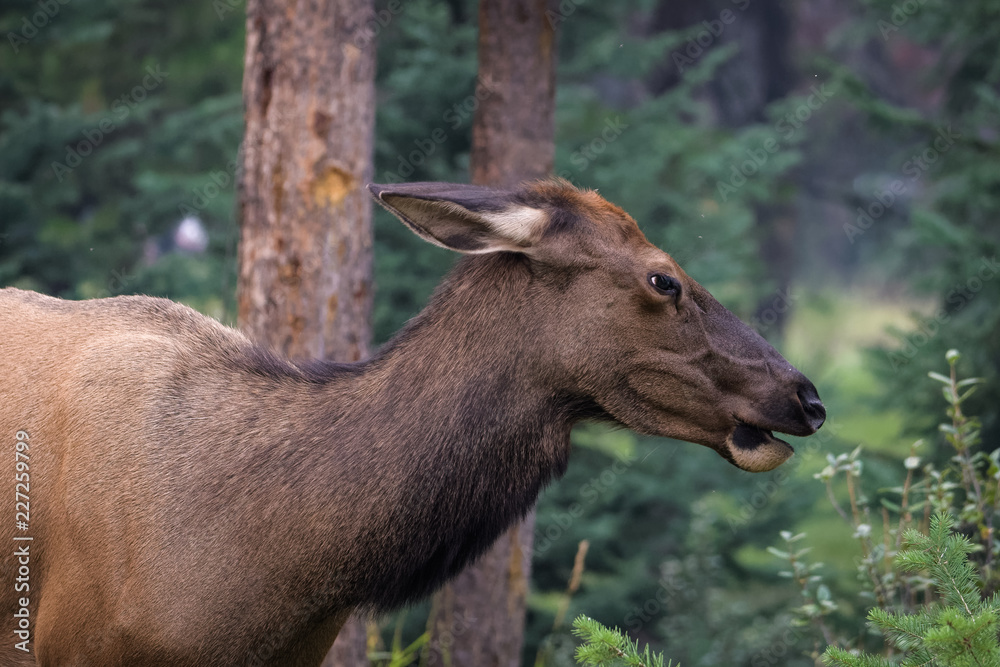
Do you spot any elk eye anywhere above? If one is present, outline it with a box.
[649,273,680,297]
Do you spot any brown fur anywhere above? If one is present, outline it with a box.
[0,179,823,666]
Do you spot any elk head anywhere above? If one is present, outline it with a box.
[370,179,825,472]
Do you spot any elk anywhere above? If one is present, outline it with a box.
[0,179,824,666]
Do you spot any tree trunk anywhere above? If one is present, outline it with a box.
[467,0,557,189]
[238,0,375,665]
[238,0,374,363]
[423,1,556,664]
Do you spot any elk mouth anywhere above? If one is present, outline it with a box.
[724,419,795,473]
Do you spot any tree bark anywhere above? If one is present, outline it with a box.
[238,1,375,665]
[238,0,374,363]
[423,1,556,664]
[466,0,557,189]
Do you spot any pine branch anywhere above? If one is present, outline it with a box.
[822,646,895,667]
[896,518,981,617]
[824,512,1000,665]
[867,607,932,651]
[572,616,675,667]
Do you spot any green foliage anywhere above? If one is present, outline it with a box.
[0,0,244,317]
[5,1,999,665]
[529,8,839,665]
[368,625,429,667]
[369,0,478,341]
[571,616,675,667]
[848,0,1000,444]
[554,23,795,310]
[823,513,1000,667]
[772,350,1000,664]
[770,530,837,637]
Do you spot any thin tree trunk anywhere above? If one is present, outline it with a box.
[238,0,375,664]
[423,1,556,664]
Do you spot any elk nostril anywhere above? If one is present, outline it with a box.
[797,384,826,430]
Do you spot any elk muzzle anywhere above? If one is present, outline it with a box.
[724,375,826,472]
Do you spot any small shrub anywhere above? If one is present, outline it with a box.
[771,349,999,664]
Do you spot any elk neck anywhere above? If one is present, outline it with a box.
[272,253,582,611]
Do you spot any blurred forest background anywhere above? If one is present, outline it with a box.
[1,0,998,664]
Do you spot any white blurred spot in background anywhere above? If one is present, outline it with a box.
[175,216,209,253]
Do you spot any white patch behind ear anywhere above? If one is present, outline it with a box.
[426,200,548,253]
[482,206,549,245]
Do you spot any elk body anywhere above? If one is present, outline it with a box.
[0,180,825,666]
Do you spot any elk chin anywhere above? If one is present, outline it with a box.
[723,421,794,472]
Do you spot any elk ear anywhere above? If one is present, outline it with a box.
[367,182,548,254]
